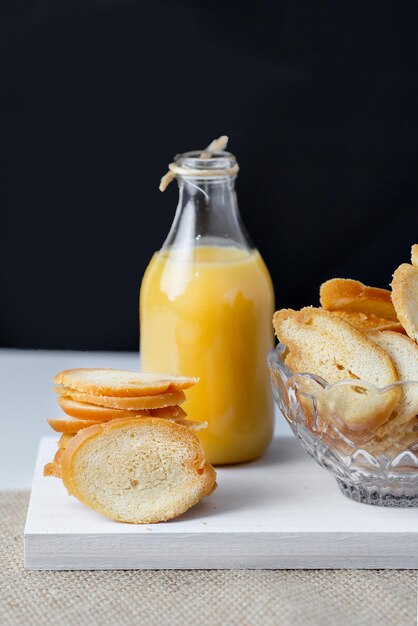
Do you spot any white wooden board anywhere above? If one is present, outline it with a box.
[24,437,418,570]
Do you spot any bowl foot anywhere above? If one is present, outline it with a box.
[336,479,418,507]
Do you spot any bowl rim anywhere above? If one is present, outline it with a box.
[267,342,418,476]
[268,343,418,393]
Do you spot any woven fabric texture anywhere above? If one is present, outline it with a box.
[0,491,416,626]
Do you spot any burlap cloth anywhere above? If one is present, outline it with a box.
[0,492,416,626]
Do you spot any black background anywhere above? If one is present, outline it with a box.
[2,0,417,351]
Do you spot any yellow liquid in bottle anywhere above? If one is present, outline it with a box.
[140,245,275,465]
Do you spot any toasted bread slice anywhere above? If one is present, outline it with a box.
[49,409,193,434]
[54,369,198,397]
[273,307,401,432]
[55,389,186,410]
[320,278,398,321]
[48,415,111,433]
[411,244,418,268]
[331,310,405,334]
[58,397,187,421]
[367,331,418,425]
[391,263,418,342]
[60,418,217,524]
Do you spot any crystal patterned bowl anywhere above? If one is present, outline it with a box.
[268,344,418,507]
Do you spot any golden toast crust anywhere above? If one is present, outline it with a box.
[320,278,398,321]
[58,433,74,449]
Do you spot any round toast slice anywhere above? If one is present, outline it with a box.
[320,278,398,321]
[60,418,217,524]
[273,307,401,433]
[48,409,193,434]
[53,369,198,397]
[391,263,418,342]
[331,310,405,334]
[58,397,187,421]
[55,389,186,410]
[55,387,186,412]
[48,415,120,433]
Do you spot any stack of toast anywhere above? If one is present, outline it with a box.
[273,244,418,455]
[44,369,216,523]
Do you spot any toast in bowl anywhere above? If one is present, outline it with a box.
[330,310,405,334]
[273,307,401,433]
[391,263,418,342]
[366,330,418,426]
[320,278,398,321]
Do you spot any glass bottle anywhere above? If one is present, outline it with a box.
[140,149,275,464]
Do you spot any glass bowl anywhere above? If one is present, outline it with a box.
[268,344,418,507]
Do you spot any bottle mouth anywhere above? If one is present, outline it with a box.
[174,150,237,172]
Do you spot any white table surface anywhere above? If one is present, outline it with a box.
[25,436,418,570]
[0,349,289,489]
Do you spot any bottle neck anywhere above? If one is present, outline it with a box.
[162,176,252,252]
